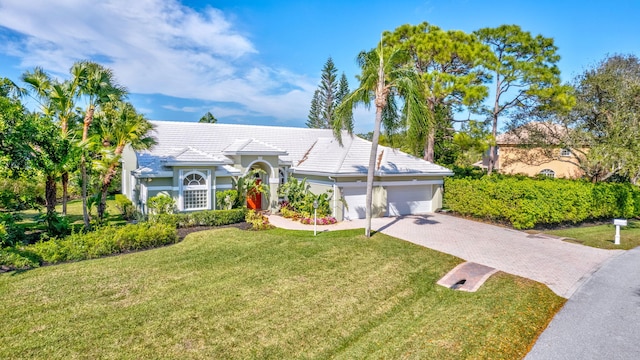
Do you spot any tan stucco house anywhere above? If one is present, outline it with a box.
[121,121,453,220]
[482,122,584,179]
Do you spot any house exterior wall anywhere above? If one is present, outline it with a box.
[497,146,585,179]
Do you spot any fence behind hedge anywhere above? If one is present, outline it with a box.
[444,177,640,229]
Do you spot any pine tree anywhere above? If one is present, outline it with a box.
[307,57,349,129]
[306,90,323,128]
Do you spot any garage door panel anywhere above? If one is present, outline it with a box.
[343,187,367,220]
[387,186,432,216]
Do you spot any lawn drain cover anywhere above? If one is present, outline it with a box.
[437,262,498,292]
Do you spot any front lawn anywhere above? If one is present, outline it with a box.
[544,220,640,250]
[0,228,564,359]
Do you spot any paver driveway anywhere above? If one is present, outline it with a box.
[268,213,623,298]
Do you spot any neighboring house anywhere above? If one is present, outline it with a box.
[121,121,453,220]
[480,122,584,179]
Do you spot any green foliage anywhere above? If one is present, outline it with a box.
[445,176,640,229]
[216,189,239,210]
[278,178,332,217]
[233,169,268,208]
[150,208,247,228]
[199,111,217,123]
[27,223,177,264]
[279,177,310,208]
[148,194,176,214]
[307,57,350,129]
[36,211,70,237]
[0,247,40,269]
[114,194,137,220]
[0,174,44,211]
[245,210,274,230]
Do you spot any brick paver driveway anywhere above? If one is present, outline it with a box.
[269,213,623,298]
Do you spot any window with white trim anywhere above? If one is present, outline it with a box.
[182,171,208,210]
[561,148,571,157]
[539,169,555,178]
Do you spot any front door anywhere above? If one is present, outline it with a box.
[247,179,262,210]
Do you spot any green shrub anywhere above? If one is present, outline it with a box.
[149,208,247,228]
[27,223,178,264]
[148,194,176,214]
[216,190,238,210]
[245,210,274,230]
[0,175,44,211]
[0,247,40,269]
[114,194,137,220]
[444,176,640,229]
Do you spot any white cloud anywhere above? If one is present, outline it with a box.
[0,0,316,120]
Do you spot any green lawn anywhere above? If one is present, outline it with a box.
[0,228,564,359]
[17,196,125,232]
[543,220,640,250]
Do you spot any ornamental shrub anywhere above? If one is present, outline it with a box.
[149,208,247,228]
[114,194,137,220]
[148,194,176,214]
[245,210,274,230]
[444,176,640,229]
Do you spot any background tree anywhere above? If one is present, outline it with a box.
[335,44,426,237]
[199,111,217,123]
[0,78,33,177]
[559,54,640,183]
[91,101,156,219]
[475,24,573,175]
[77,61,127,228]
[307,57,350,129]
[383,22,491,163]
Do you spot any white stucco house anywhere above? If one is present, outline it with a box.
[121,120,453,221]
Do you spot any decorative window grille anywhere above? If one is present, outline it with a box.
[182,172,208,210]
[539,169,555,178]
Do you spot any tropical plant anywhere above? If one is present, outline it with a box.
[148,194,176,215]
[334,43,426,237]
[233,169,268,208]
[91,101,155,219]
[216,189,239,210]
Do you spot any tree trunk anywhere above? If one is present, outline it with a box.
[423,102,435,163]
[97,163,118,219]
[45,174,57,215]
[61,172,68,215]
[488,76,501,175]
[81,105,95,229]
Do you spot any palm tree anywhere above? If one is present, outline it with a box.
[91,101,156,219]
[334,43,426,237]
[76,61,127,228]
[22,67,83,215]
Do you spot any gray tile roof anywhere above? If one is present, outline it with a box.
[135,120,452,177]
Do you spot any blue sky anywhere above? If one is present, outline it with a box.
[1,0,639,133]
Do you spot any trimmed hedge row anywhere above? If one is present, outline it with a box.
[1,223,177,269]
[444,177,640,229]
[149,208,247,228]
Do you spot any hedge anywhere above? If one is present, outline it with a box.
[444,177,640,229]
[0,223,177,269]
[149,208,247,228]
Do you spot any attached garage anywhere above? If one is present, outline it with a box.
[386,185,432,216]
[342,187,367,220]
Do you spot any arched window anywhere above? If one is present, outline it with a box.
[182,171,209,210]
[539,169,555,178]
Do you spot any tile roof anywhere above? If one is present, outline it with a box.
[134,120,452,177]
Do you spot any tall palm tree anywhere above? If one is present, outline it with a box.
[22,67,83,215]
[76,61,127,228]
[91,101,156,219]
[334,43,426,237]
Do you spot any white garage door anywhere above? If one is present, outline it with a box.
[343,187,367,220]
[387,185,432,216]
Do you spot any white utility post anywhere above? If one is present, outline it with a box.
[313,200,318,236]
[613,219,628,245]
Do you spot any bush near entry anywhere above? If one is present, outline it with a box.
[444,176,640,229]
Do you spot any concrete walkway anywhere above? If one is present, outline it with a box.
[267,213,623,298]
[526,246,640,359]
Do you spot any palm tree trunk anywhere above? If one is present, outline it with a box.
[81,105,95,229]
[45,174,57,215]
[61,172,68,215]
[97,163,118,219]
[423,101,436,162]
[365,107,383,237]
[488,76,501,175]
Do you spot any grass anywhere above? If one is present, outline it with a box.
[543,219,640,250]
[0,228,564,359]
[16,195,125,233]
